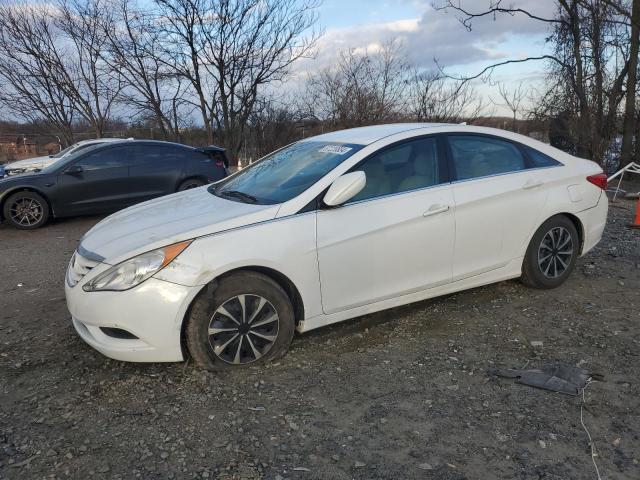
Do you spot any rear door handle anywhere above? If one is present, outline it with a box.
[423,204,450,217]
[523,180,544,190]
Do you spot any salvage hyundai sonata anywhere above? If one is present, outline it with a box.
[65,124,608,370]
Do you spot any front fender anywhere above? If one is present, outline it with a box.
[154,211,324,319]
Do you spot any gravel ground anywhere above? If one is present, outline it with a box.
[0,192,639,480]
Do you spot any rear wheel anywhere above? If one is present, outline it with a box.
[521,215,579,289]
[177,178,205,191]
[3,191,50,229]
[185,272,295,371]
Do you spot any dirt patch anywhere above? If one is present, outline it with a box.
[0,196,639,479]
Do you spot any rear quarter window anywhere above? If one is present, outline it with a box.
[129,145,190,165]
[524,146,563,168]
[194,151,226,166]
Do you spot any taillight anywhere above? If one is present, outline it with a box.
[215,160,224,167]
[586,173,607,190]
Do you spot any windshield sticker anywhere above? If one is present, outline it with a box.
[319,145,353,155]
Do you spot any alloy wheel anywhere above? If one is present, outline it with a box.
[208,294,280,365]
[9,197,43,227]
[537,226,573,279]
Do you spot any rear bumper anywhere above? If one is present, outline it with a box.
[66,277,201,362]
[577,192,608,256]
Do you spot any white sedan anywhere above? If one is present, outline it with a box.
[65,124,608,370]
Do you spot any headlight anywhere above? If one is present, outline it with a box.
[82,240,192,292]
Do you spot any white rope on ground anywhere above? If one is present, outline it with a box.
[580,380,602,480]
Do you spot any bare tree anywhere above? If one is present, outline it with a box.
[101,0,190,141]
[619,0,639,166]
[551,0,630,162]
[0,0,122,140]
[0,3,76,143]
[55,0,122,138]
[492,82,526,131]
[435,0,633,165]
[153,0,320,158]
[409,71,486,123]
[598,1,640,164]
[635,92,640,160]
[305,41,409,128]
[244,96,305,161]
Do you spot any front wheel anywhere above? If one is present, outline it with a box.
[3,191,50,229]
[521,215,579,289]
[185,272,295,371]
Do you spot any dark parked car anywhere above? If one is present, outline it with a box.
[0,140,229,229]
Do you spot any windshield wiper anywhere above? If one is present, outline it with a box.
[219,189,258,204]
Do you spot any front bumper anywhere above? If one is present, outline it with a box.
[66,277,201,362]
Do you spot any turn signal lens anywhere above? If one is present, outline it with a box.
[161,241,192,267]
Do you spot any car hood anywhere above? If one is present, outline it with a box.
[5,155,54,170]
[80,186,280,263]
[0,171,51,190]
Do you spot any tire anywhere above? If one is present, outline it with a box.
[177,178,205,191]
[521,215,579,289]
[2,191,50,230]
[186,272,295,371]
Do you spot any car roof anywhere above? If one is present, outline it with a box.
[77,138,131,145]
[88,139,198,150]
[73,138,228,152]
[302,123,451,145]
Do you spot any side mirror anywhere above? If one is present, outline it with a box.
[323,171,366,207]
[64,165,84,175]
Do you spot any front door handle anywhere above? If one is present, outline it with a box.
[423,204,450,217]
[523,180,544,190]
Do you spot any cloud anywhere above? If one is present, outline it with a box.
[295,0,558,76]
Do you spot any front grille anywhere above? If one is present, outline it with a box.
[66,251,100,287]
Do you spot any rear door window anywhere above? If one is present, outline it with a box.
[129,145,189,166]
[447,135,526,181]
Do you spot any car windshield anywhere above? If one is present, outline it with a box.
[211,141,364,204]
[51,144,77,158]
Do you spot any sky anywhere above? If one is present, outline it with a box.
[10,0,559,120]
[291,0,559,116]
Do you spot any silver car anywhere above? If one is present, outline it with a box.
[2,138,132,177]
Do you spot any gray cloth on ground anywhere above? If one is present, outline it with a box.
[487,364,599,395]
